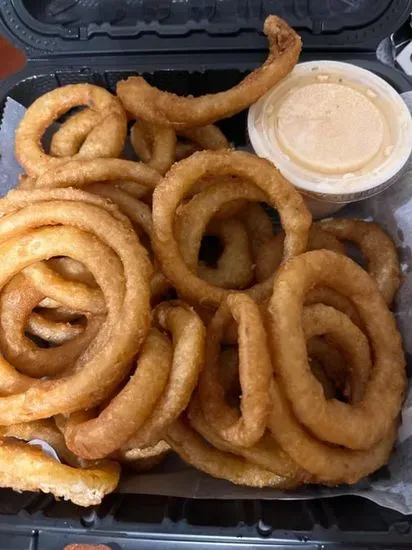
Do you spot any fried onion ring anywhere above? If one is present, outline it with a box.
[117,16,301,129]
[15,84,127,177]
[268,250,405,451]
[125,301,205,448]
[26,311,84,345]
[62,328,173,459]
[0,440,119,507]
[166,419,297,489]
[316,219,401,304]
[197,219,254,289]
[0,188,151,423]
[0,274,101,379]
[198,294,272,448]
[153,150,311,307]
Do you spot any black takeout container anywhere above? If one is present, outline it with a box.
[2,1,412,548]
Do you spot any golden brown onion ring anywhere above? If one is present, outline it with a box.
[117,16,301,129]
[15,84,127,177]
[62,328,173,460]
[0,439,119,507]
[316,219,401,304]
[198,219,254,289]
[0,274,101,379]
[198,293,272,448]
[153,150,311,308]
[166,419,298,489]
[26,311,84,345]
[0,188,151,423]
[268,250,405,451]
[126,301,205,448]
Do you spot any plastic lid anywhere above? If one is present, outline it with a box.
[0,0,411,59]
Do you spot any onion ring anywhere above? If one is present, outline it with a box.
[0,439,119,507]
[26,311,85,345]
[126,301,205,448]
[33,157,161,193]
[166,418,297,489]
[268,250,405,451]
[117,16,301,129]
[50,108,103,158]
[316,219,401,304]
[23,262,105,315]
[268,382,398,485]
[188,395,306,482]
[130,120,176,175]
[153,150,311,308]
[0,274,101,379]
[198,219,254,289]
[62,328,173,460]
[15,84,127,177]
[198,293,272,448]
[302,304,372,406]
[0,188,151,423]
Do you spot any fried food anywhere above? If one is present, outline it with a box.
[198,294,272,448]
[0,440,119,507]
[268,250,405,451]
[1,14,406,504]
[0,188,151,423]
[153,150,311,307]
[166,418,298,489]
[316,219,401,304]
[63,329,173,460]
[126,301,205,448]
[117,16,301,129]
[15,84,127,177]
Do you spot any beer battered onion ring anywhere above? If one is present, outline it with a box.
[34,157,161,193]
[26,311,84,345]
[15,84,127,177]
[0,274,101,378]
[198,219,254,289]
[188,395,307,483]
[125,301,205,449]
[131,120,229,174]
[316,219,401,304]
[153,150,311,308]
[50,108,103,158]
[268,250,405,451]
[0,188,151,423]
[199,294,272,448]
[255,226,362,327]
[62,328,173,460]
[166,419,297,489]
[117,16,301,129]
[0,440,119,507]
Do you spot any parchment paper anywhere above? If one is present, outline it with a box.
[2,97,412,514]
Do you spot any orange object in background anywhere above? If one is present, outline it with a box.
[0,36,26,79]
[64,545,111,550]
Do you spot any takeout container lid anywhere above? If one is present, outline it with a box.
[2,0,412,546]
[248,60,412,209]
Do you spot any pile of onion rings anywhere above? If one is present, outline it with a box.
[0,13,405,506]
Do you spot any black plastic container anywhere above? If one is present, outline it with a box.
[2,1,412,548]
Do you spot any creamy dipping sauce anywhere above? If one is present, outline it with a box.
[276,81,386,175]
[248,61,412,208]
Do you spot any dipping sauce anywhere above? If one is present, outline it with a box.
[248,61,412,214]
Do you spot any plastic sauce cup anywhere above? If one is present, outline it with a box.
[248,61,412,217]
